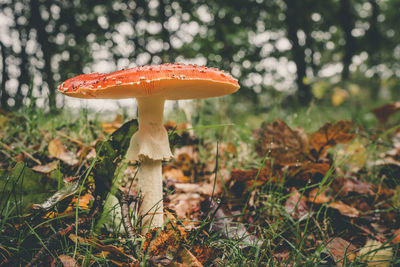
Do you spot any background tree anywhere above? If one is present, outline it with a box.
[0,0,399,111]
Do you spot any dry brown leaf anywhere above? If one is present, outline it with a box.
[173,183,214,195]
[284,188,309,220]
[58,254,79,267]
[142,226,187,261]
[191,244,218,265]
[392,229,400,244]
[253,119,308,164]
[173,168,230,196]
[330,201,359,217]
[48,139,78,166]
[32,160,59,173]
[60,193,94,215]
[325,237,357,266]
[372,101,400,125]
[178,247,204,267]
[163,166,191,183]
[231,167,280,188]
[290,161,331,181]
[69,234,137,264]
[100,114,122,134]
[308,187,333,204]
[375,147,400,168]
[167,193,203,220]
[309,120,355,159]
[332,177,374,197]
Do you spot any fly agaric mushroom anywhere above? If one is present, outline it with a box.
[58,63,239,232]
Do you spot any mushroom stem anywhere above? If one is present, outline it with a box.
[126,96,172,232]
[137,158,164,231]
[126,97,172,161]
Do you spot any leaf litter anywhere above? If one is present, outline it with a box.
[1,104,400,265]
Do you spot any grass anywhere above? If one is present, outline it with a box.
[0,97,399,266]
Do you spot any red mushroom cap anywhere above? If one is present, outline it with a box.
[58,63,240,100]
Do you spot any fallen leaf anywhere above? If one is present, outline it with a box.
[58,254,79,267]
[48,139,78,166]
[290,161,331,181]
[142,226,187,262]
[332,177,374,198]
[201,199,261,247]
[173,168,230,196]
[309,120,355,159]
[32,160,59,173]
[231,167,281,188]
[331,87,349,106]
[167,193,203,220]
[163,166,191,183]
[359,239,393,267]
[100,114,122,134]
[330,201,359,218]
[392,229,400,244]
[253,119,308,164]
[69,234,137,264]
[325,237,357,266]
[191,244,218,265]
[65,193,94,212]
[30,181,80,210]
[336,140,367,173]
[284,189,309,220]
[308,187,333,204]
[173,182,214,196]
[372,101,400,125]
[178,247,203,267]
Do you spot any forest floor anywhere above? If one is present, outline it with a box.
[1,99,400,266]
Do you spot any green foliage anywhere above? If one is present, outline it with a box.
[0,162,62,213]
[90,119,138,198]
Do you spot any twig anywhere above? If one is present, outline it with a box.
[116,189,137,239]
[21,149,42,165]
[0,141,42,165]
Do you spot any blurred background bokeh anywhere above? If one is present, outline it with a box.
[0,0,399,112]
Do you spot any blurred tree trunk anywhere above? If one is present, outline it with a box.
[15,9,30,109]
[339,0,355,80]
[367,0,381,99]
[284,0,311,105]
[0,41,9,110]
[29,0,56,110]
[159,0,175,63]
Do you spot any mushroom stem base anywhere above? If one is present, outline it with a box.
[138,158,164,232]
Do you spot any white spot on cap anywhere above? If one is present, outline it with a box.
[140,76,146,80]
[180,75,186,79]
[116,81,122,85]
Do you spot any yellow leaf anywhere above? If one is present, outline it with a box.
[359,239,393,267]
[332,87,349,106]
